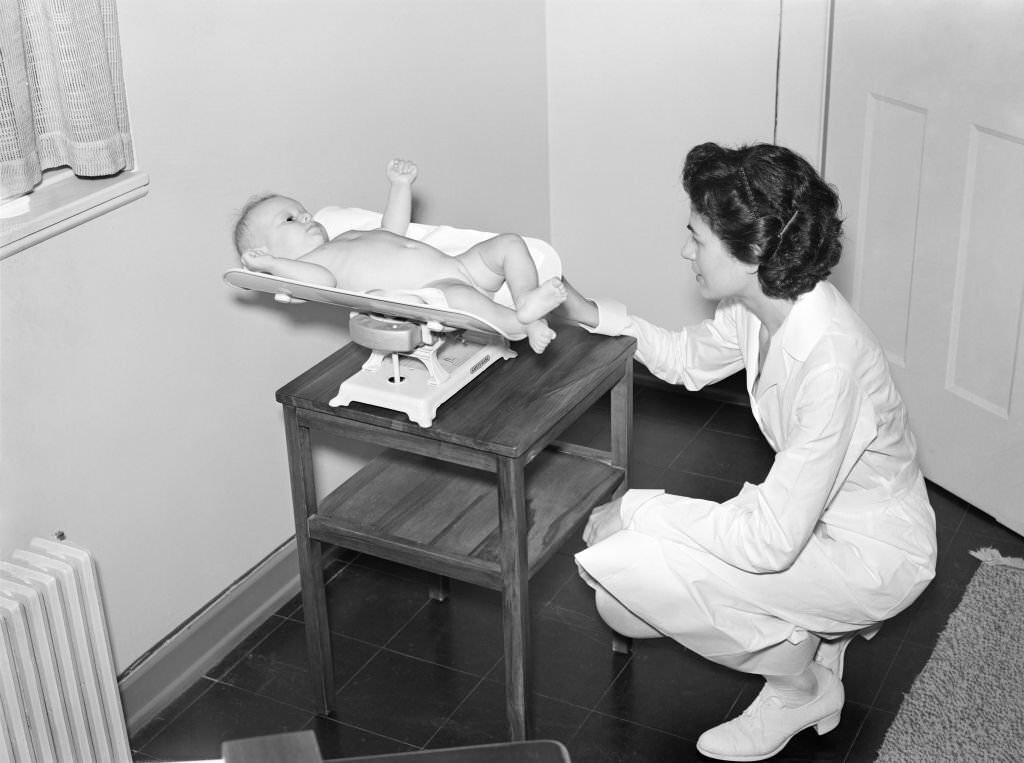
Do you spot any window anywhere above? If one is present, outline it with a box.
[0,0,148,258]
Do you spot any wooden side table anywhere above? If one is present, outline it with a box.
[276,325,635,740]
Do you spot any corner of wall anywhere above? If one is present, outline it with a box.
[117,540,306,733]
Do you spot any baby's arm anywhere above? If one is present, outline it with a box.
[380,158,418,235]
[240,251,337,287]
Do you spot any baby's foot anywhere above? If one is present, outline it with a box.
[526,319,557,353]
[516,278,567,323]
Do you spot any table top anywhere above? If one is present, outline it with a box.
[277,325,635,458]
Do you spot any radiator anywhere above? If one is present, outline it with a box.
[0,538,131,763]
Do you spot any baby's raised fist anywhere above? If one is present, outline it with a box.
[386,158,418,184]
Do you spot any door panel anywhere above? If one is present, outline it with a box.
[825,0,1024,535]
[854,95,927,367]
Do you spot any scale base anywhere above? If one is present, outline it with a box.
[329,336,516,427]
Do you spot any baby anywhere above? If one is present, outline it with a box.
[234,159,567,352]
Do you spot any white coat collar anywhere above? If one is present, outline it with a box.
[775,280,838,362]
[753,281,837,396]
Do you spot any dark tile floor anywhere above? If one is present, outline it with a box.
[130,378,1024,762]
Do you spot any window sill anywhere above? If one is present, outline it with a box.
[0,169,150,260]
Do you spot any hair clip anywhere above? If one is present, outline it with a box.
[778,209,799,238]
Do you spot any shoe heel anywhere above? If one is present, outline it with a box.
[815,711,841,735]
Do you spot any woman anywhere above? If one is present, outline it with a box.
[562,143,937,761]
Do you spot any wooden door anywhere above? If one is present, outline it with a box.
[824,0,1024,535]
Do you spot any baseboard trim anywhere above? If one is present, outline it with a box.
[118,539,303,734]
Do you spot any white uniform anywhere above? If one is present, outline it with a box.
[575,281,936,670]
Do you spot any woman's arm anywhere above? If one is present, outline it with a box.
[627,308,746,389]
[560,282,746,391]
[381,158,417,234]
[581,296,746,391]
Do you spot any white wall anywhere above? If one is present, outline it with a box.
[547,0,779,328]
[0,0,550,672]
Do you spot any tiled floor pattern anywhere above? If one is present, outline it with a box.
[131,381,1024,761]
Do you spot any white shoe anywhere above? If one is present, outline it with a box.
[815,624,882,679]
[696,663,844,762]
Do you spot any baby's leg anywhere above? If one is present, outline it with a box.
[434,281,557,353]
[457,234,566,323]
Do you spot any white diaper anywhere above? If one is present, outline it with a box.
[370,287,449,309]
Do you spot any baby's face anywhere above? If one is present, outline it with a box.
[249,196,328,259]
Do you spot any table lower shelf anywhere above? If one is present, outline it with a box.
[308,447,624,589]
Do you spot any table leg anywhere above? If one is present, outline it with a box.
[496,456,530,740]
[429,575,450,602]
[610,359,633,497]
[284,408,336,715]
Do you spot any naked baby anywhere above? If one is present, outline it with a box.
[233,159,567,353]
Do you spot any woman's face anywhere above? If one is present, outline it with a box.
[681,213,758,301]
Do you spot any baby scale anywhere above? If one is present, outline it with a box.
[223,269,517,427]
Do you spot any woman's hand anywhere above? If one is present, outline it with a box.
[583,498,624,546]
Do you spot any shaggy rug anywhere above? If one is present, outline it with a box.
[875,548,1024,762]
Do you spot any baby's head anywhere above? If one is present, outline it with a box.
[233,194,328,261]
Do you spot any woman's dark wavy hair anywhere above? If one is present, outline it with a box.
[682,142,843,299]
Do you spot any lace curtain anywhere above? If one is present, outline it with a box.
[0,0,134,200]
